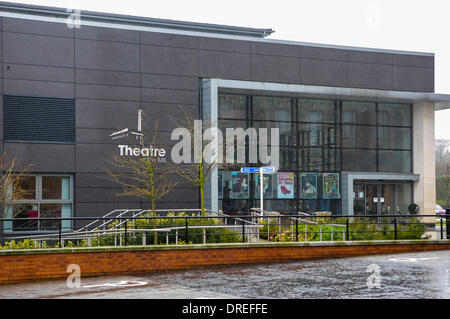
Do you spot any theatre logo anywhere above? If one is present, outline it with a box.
[109,109,167,161]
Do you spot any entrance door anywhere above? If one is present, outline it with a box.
[354,182,396,216]
[365,184,378,215]
[380,184,395,215]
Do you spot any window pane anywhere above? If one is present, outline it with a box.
[397,183,412,214]
[378,103,411,127]
[342,125,377,149]
[40,203,62,231]
[299,99,336,123]
[253,96,292,122]
[298,123,340,147]
[12,203,38,232]
[299,148,340,172]
[342,149,377,172]
[253,121,295,146]
[218,94,246,119]
[378,151,412,173]
[280,148,297,170]
[342,101,376,125]
[14,176,36,200]
[299,199,342,215]
[42,176,63,200]
[254,199,296,214]
[378,127,411,150]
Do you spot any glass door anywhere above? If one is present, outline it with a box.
[380,184,395,215]
[365,184,378,215]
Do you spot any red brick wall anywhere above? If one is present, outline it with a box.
[1,243,450,285]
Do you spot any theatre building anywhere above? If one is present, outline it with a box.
[0,1,449,234]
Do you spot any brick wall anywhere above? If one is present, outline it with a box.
[1,242,450,285]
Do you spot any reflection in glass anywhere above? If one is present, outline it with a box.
[342,125,376,149]
[12,203,38,232]
[378,151,412,173]
[397,183,413,215]
[378,127,411,150]
[253,96,292,122]
[298,123,339,147]
[218,94,246,119]
[299,99,336,123]
[378,103,411,127]
[253,121,295,146]
[342,149,377,172]
[40,203,62,231]
[299,148,340,172]
[342,101,376,125]
[15,176,36,200]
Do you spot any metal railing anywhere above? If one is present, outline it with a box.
[0,213,448,249]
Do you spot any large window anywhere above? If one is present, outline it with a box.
[3,175,73,233]
[217,94,412,215]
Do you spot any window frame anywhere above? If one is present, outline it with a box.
[4,174,74,233]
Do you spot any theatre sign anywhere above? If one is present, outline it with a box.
[109,109,167,161]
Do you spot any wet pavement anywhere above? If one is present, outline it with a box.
[0,250,449,299]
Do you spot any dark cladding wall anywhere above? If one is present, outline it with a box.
[0,16,435,218]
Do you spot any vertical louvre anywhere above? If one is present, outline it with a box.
[3,95,75,143]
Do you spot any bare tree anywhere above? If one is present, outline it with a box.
[106,117,179,214]
[0,154,31,219]
[169,105,230,215]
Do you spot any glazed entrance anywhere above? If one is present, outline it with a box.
[353,181,413,216]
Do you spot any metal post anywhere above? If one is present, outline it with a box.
[242,219,245,243]
[441,218,444,240]
[305,225,307,242]
[124,219,128,246]
[447,211,450,240]
[295,218,299,242]
[203,228,206,245]
[331,228,334,242]
[394,217,398,240]
[320,227,323,241]
[260,171,264,213]
[346,217,350,241]
[59,219,62,248]
[176,230,179,245]
[142,232,146,246]
[185,218,188,243]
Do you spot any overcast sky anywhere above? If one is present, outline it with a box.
[8,0,450,139]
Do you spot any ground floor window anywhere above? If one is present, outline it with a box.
[3,174,73,233]
[218,170,342,215]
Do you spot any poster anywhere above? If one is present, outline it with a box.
[231,172,249,199]
[300,173,318,199]
[322,173,340,199]
[277,172,294,199]
[218,171,223,199]
[254,174,273,199]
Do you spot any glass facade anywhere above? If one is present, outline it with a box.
[218,94,413,215]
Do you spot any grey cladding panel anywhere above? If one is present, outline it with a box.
[3,17,73,37]
[75,39,140,72]
[3,32,75,67]
[252,55,300,84]
[141,45,198,76]
[75,25,140,43]
[199,50,251,80]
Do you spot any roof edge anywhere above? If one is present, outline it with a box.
[0,1,275,38]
